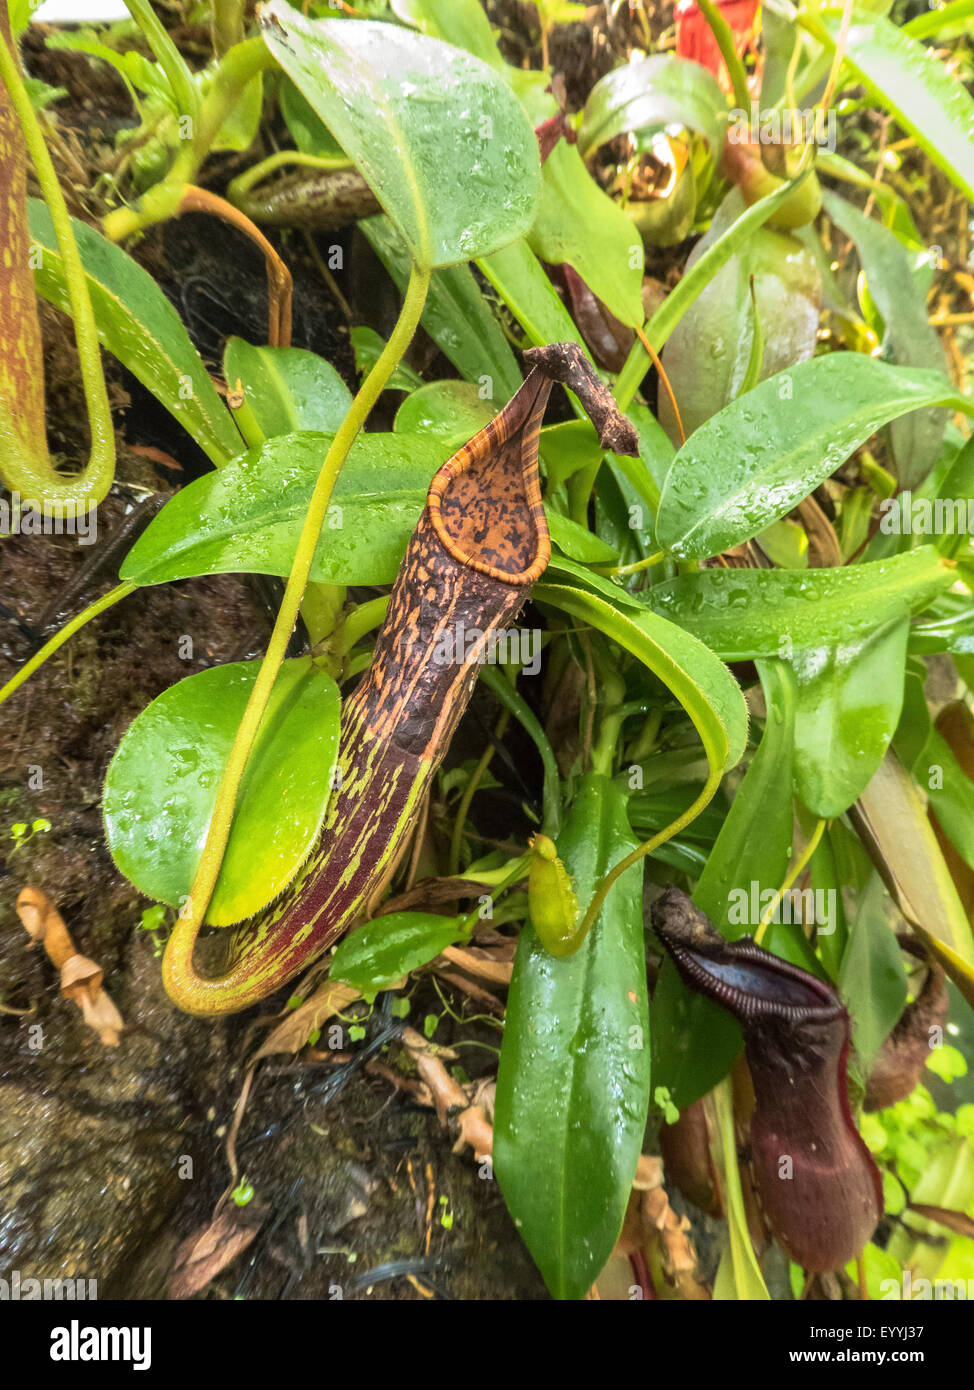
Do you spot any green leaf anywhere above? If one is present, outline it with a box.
[547,511,618,564]
[279,76,348,157]
[822,191,949,488]
[390,0,506,70]
[527,140,643,328]
[27,199,242,467]
[393,380,494,445]
[838,871,909,1071]
[712,1080,770,1300]
[823,11,974,204]
[579,54,727,169]
[222,339,353,446]
[103,657,341,925]
[329,911,465,996]
[793,618,909,818]
[494,773,651,1300]
[260,3,541,269]
[361,215,522,401]
[658,190,822,442]
[120,431,449,587]
[652,660,796,1108]
[656,355,971,560]
[853,751,974,1008]
[648,548,955,661]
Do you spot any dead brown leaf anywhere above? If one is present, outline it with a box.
[168,1208,261,1300]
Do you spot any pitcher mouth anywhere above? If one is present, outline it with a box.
[426,367,552,588]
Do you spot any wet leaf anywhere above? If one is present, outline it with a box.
[648,547,953,660]
[494,774,651,1300]
[656,354,969,560]
[260,3,541,269]
[329,912,465,997]
[362,215,522,400]
[222,339,352,446]
[792,619,909,818]
[120,431,450,588]
[103,658,341,925]
[27,200,242,467]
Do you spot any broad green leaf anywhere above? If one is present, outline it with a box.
[656,355,971,560]
[362,215,522,400]
[390,0,506,70]
[103,658,341,925]
[27,199,242,467]
[658,190,822,443]
[823,11,974,203]
[260,4,541,269]
[853,751,974,1006]
[222,338,353,446]
[393,380,493,444]
[478,236,584,349]
[838,872,909,1070]
[330,911,465,997]
[648,548,954,660]
[494,773,651,1300]
[120,431,450,588]
[793,618,909,818]
[579,54,726,172]
[527,140,643,329]
[652,661,797,1108]
[823,191,949,488]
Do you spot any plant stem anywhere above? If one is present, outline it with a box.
[170,262,432,946]
[0,27,116,510]
[228,149,354,204]
[754,818,827,947]
[178,185,292,345]
[0,583,136,709]
[600,549,664,579]
[124,0,201,133]
[695,0,751,112]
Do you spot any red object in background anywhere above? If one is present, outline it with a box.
[676,0,760,90]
